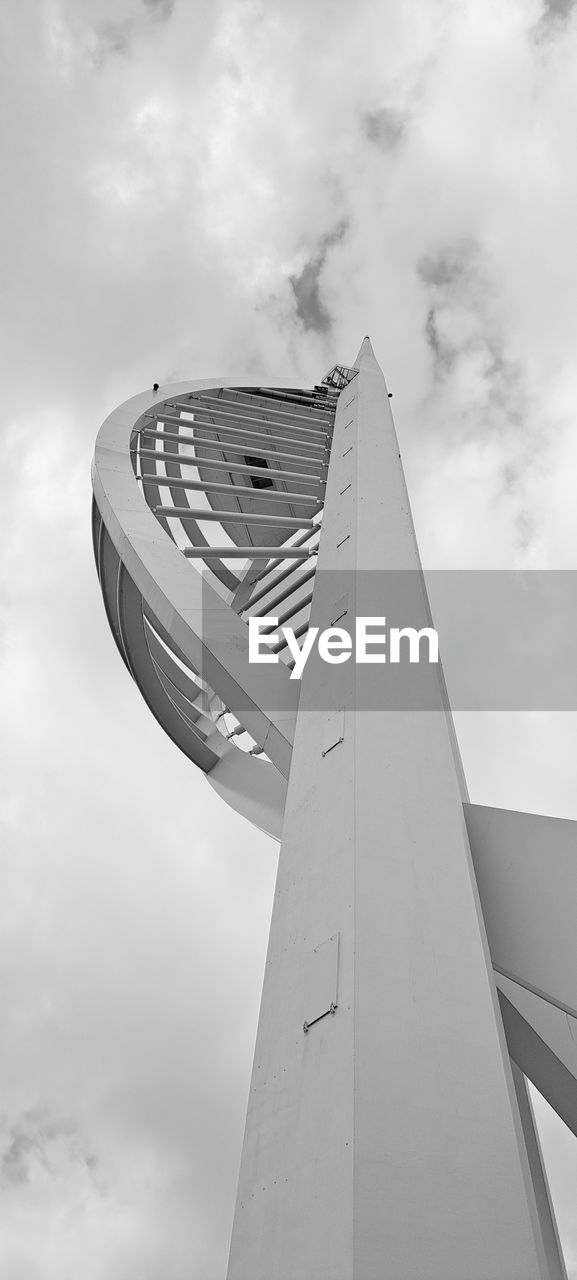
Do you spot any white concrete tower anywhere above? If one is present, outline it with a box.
[226,339,565,1280]
[92,342,577,1280]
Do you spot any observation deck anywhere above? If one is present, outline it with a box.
[91,366,356,837]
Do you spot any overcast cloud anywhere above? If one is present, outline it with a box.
[2,1,577,1275]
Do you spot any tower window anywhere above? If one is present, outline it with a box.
[245,456,274,489]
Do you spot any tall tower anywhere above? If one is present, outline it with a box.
[92,341,577,1278]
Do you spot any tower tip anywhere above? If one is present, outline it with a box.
[353,334,377,367]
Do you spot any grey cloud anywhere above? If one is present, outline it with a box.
[141,0,176,19]
[541,0,576,19]
[418,240,484,381]
[93,19,134,63]
[2,1127,33,1185]
[532,0,576,41]
[91,0,176,67]
[289,223,348,335]
[417,238,547,562]
[420,242,525,415]
[418,241,474,289]
[1,1110,80,1187]
[424,305,456,376]
[362,106,405,149]
[290,254,332,333]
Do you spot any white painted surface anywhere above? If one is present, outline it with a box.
[304,933,339,1028]
[227,342,563,1279]
[93,378,302,779]
[466,801,577,1016]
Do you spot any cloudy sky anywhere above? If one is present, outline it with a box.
[2,0,577,1275]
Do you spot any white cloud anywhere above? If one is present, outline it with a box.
[2,0,577,1273]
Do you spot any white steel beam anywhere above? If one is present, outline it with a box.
[465,801,577,1018]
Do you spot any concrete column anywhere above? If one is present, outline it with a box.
[226,341,564,1279]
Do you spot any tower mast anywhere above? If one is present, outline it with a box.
[226,339,564,1279]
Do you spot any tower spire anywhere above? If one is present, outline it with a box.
[353,333,376,366]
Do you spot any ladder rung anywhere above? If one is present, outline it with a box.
[141,438,327,471]
[159,402,333,441]
[156,507,314,529]
[247,561,317,611]
[182,545,317,560]
[250,527,319,579]
[136,446,324,486]
[272,619,309,653]
[141,474,320,505]
[259,591,314,632]
[179,393,333,428]
[142,422,327,455]
[256,390,334,420]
